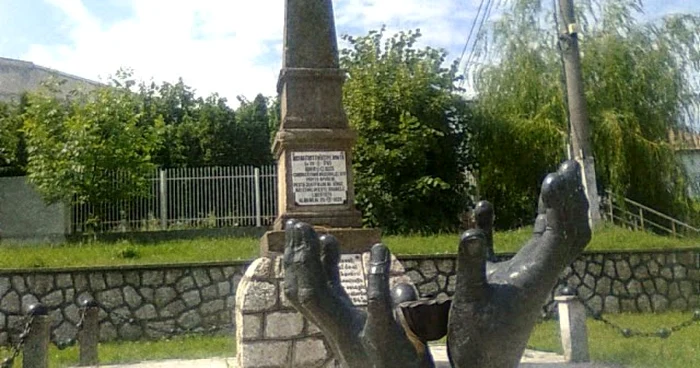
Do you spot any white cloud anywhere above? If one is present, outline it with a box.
[16,0,700,107]
[21,0,482,106]
[336,0,479,47]
[24,0,285,106]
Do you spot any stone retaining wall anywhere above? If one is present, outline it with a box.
[0,262,249,346]
[401,249,700,315]
[1,248,698,347]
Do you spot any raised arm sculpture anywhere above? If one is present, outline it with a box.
[283,160,592,368]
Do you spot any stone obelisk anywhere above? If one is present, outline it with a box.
[261,0,379,253]
[234,5,402,366]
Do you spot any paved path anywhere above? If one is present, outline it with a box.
[91,346,622,368]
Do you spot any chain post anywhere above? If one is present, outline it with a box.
[22,303,49,368]
[78,299,100,366]
[555,287,590,363]
[0,311,37,368]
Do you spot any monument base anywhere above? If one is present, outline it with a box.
[260,226,381,256]
[272,208,363,231]
[236,229,412,368]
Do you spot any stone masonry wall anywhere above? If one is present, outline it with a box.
[0,262,249,347]
[401,249,700,316]
[0,248,698,349]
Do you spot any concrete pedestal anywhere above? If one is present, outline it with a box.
[555,295,590,363]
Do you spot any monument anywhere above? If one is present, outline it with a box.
[256,0,380,255]
[271,0,360,230]
[234,1,414,366]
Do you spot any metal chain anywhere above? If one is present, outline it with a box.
[581,300,700,338]
[76,305,87,330]
[1,315,34,368]
[50,305,90,351]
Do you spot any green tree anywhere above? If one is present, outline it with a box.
[341,28,474,234]
[0,100,20,175]
[234,94,274,166]
[22,81,163,205]
[137,79,273,168]
[0,94,29,176]
[470,0,700,228]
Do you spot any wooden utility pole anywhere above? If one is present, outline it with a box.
[557,0,601,225]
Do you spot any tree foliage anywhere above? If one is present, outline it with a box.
[22,80,163,205]
[233,94,275,167]
[0,94,29,176]
[470,0,700,228]
[0,68,276,208]
[137,79,273,168]
[0,100,20,175]
[341,28,473,234]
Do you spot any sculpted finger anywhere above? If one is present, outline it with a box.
[291,222,324,305]
[456,229,488,302]
[282,221,325,307]
[283,219,300,301]
[320,234,352,305]
[557,160,591,248]
[541,161,591,245]
[448,229,489,368]
[533,195,547,236]
[391,283,418,308]
[363,244,421,367]
[367,243,392,309]
[474,201,496,262]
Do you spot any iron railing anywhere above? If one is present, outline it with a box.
[601,190,700,237]
[70,165,278,233]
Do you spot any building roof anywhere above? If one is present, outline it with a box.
[0,57,100,102]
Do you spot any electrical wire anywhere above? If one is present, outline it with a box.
[457,0,486,69]
[460,0,495,89]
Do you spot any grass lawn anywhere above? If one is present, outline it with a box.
[528,312,700,368]
[0,237,259,269]
[387,223,700,255]
[1,312,697,367]
[0,334,235,367]
[1,224,699,269]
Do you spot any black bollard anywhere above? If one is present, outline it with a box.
[78,299,100,366]
[23,303,49,368]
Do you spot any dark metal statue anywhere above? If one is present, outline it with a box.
[282,160,591,368]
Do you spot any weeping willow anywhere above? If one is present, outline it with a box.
[470,0,700,228]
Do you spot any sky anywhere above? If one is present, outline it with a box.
[1,0,699,107]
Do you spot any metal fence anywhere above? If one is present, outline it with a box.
[70,165,278,233]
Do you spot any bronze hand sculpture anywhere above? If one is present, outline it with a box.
[283,160,591,368]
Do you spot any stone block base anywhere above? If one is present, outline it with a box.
[259,227,381,255]
[235,247,412,367]
[273,209,363,231]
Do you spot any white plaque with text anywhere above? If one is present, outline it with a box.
[291,151,348,206]
[339,254,368,306]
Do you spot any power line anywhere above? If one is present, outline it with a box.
[459,0,495,90]
[463,0,494,76]
[457,0,486,69]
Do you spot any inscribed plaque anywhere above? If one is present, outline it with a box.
[291,151,348,205]
[339,254,368,306]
